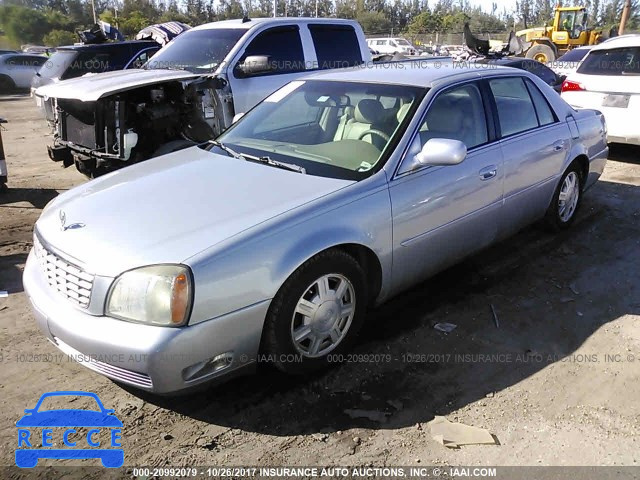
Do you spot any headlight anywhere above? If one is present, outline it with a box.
[106,265,193,327]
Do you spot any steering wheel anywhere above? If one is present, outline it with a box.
[357,129,390,143]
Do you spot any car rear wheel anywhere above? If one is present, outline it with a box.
[263,249,367,374]
[545,163,583,230]
[0,75,16,92]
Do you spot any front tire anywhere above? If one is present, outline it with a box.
[263,249,367,374]
[544,163,583,231]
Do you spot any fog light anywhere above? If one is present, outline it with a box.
[182,352,233,381]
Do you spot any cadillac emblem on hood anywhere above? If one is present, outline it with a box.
[59,210,85,231]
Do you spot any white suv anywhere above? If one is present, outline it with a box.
[367,37,416,55]
[561,35,640,145]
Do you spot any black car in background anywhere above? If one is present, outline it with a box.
[475,57,564,92]
[30,40,160,93]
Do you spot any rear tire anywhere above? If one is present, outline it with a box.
[526,43,556,63]
[0,75,16,92]
[263,249,367,374]
[544,163,583,231]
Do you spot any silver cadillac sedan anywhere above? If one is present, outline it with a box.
[24,61,608,393]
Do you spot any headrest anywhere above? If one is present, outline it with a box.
[426,100,462,134]
[354,99,385,124]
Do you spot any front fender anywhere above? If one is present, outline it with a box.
[187,178,393,325]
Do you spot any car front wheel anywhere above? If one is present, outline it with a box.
[545,163,583,230]
[263,249,367,374]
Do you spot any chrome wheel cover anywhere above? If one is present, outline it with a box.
[290,273,356,358]
[558,171,580,223]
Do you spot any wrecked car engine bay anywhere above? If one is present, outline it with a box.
[45,77,232,177]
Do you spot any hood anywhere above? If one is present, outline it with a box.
[34,68,201,102]
[36,147,354,277]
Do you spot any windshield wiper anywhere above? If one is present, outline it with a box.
[208,141,306,174]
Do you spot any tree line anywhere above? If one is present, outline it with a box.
[0,0,637,47]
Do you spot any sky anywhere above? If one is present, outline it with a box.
[469,0,518,14]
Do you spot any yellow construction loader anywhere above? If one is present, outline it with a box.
[518,6,604,62]
[464,6,607,63]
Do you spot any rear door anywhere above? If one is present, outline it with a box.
[229,25,308,114]
[488,76,570,237]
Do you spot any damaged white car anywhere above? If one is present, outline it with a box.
[35,17,370,177]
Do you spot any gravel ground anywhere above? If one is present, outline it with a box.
[0,94,639,474]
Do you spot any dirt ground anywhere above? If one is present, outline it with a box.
[0,94,639,474]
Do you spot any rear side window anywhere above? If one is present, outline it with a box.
[525,79,556,126]
[489,77,539,137]
[577,47,640,75]
[309,25,362,69]
[5,55,46,67]
[557,48,590,62]
[241,26,304,75]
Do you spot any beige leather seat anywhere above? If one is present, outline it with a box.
[419,100,464,145]
[337,99,387,147]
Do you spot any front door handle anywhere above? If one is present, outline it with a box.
[553,141,566,152]
[479,165,497,180]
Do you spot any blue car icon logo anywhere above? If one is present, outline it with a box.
[15,391,123,468]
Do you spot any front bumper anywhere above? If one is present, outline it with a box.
[23,250,270,394]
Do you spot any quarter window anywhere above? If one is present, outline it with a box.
[525,79,556,126]
[489,77,539,137]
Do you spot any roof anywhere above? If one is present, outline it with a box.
[302,59,522,87]
[191,17,360,31]
[592,34,640,50]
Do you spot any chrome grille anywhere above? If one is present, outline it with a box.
[34,235,94,308]
[54,337,153,389]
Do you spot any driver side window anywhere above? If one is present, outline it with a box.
[417,83,488,150]
[235,26,305,77]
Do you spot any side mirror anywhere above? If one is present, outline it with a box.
[236,55,272,76]
[232,112,245,124]
[415,138,467,166]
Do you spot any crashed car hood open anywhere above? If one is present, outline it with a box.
[35,146,354,277]
[34,68,201,102]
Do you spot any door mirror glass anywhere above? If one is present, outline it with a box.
[415,138,467,166]
[237,55,272,76]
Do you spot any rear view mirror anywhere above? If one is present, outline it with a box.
[237,55,272,76]
[415,138,467,166]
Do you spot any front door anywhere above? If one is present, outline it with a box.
[388,81,504,293]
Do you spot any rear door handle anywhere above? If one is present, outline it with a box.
[479,165,497,180]
[553,141,566,152]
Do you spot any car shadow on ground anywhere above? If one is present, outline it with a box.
[0,187,59,209]
[127,178,640,436]
[608,143,640,164]
[0,91,30,100]
[0,252,28,294]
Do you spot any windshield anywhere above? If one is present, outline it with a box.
[145,28,245,73]
[577,47,640,76]
[396,39,411,46]
[37,50,77,79]
[214,80,424,181]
